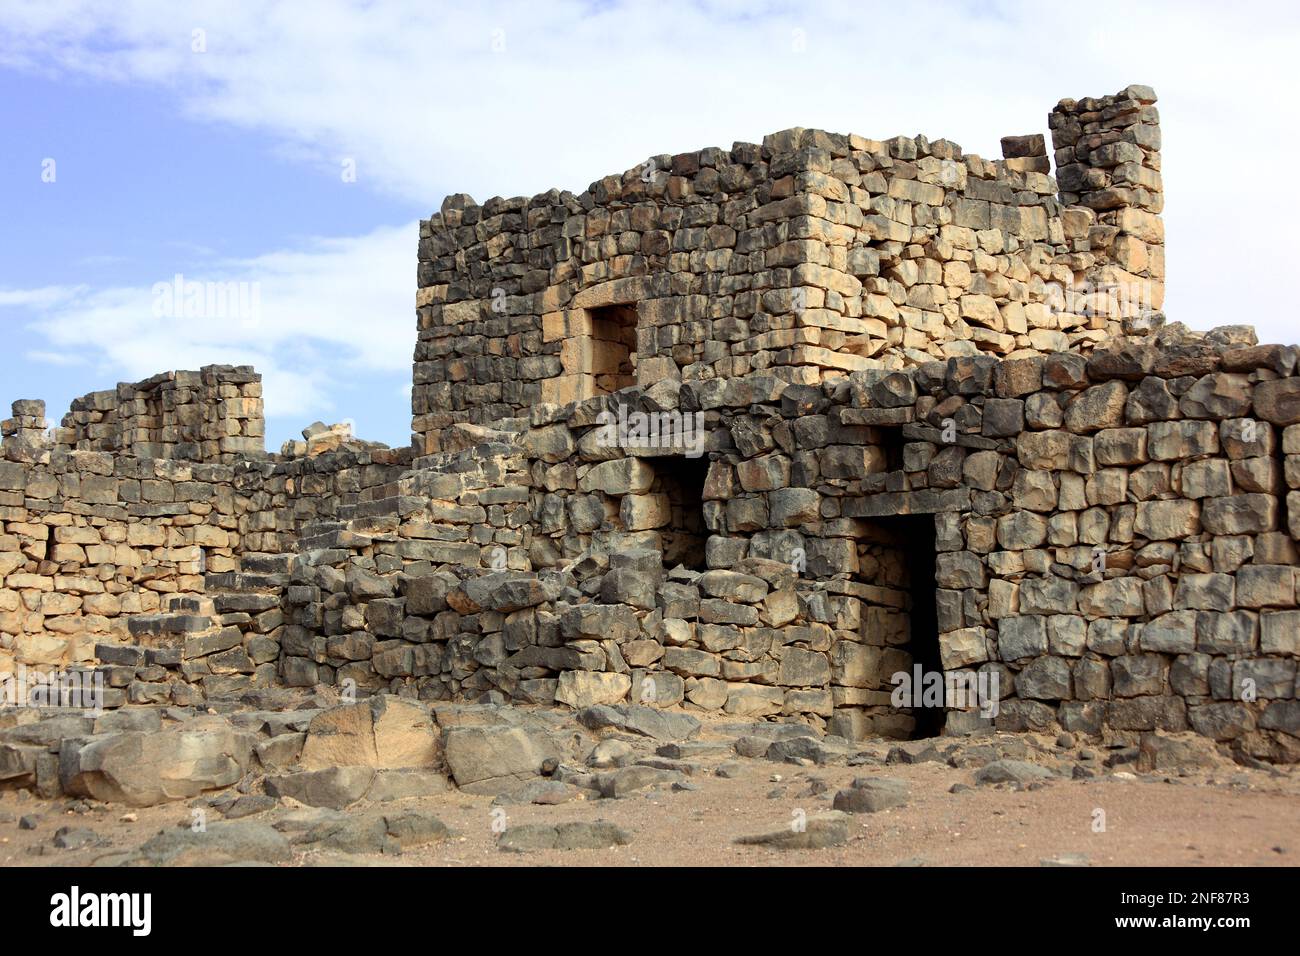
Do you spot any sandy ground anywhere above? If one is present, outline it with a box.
[3,733,1297,868]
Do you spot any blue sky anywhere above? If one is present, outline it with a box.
[2,0,1298,449]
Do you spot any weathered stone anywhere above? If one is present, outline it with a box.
[734,810,850,849]
[832,777,908,813]
[442,726,546,794]
[974,759,1052,785]
[1253,378,1300,425]
[59,717,251,808]
[299,695,439,772]
[498,821,632,852]
[264,766,377,810]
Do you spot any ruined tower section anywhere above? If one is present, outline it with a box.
[411,87,1164,457]
[1049,85,1164,332]
[55,366,264,464]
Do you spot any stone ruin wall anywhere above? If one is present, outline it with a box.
[51,365,265,463]
[1,83,1297,766]
[270,332,1300,763]
[0,369,411,678]
[412,85,1163,456]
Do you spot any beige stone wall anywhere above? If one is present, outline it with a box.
[0,420,410,673]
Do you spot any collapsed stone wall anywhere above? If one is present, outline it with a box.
[51,365,264,463]
[412,85,1163,455]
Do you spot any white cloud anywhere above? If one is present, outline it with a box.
[2,0,1299,346]
[4,221,416,420]
[0,285,84,309]
[24,349,88,367]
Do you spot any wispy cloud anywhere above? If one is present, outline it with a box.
[2,0,1297,363]
[24,349,88,367]
[0,285,84,309]
[3,221,415,420]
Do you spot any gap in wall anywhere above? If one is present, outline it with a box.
[864,514,944,739]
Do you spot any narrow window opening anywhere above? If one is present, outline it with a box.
[644,455,709,570]
[588,304,638,395]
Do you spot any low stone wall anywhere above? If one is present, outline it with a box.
[0,416,410,673]
[0,452,242,668]
[282,537,914,738]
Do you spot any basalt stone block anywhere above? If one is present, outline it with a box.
[1059,701,1105,735]
[993,699,1057,733]
[868,372,918,408]
[768,487,819,527]
[1141,610,1196,654]
[1175,574,1235,611]
[1042,353,1088,390]
[1086,346,1154,382]
[1018,577,1078,615]
[1112,654,1165,698]
[993,357,1043,398]
[777,648,831,687]
[442,725,546,795]
[981,398,1025,437]
[1189,702,1255,741]
[1221,344,1297,376]
[600,568,657,610]
[1016,656,1072,700]
[1194,610,1257,655]
[1147,420,1218,460]
[1064,381,1127,433]
[1253,378,1300,426]
[1152,344,1219,378]
[1231,658,1296,699]
[998,615,1048,661]
[663,647,720,678]
[946,356,997,396]
[723,683,785,717]
[265,767,376,810]
[1200,494,1277,534]
[935,551,986,589]
[1179,373,1252,420]
[1261,609,1300,655]
[554,671,631,709]
[1086,619,1129,656]
[1077,577,1144,618]
[1072,658,1111,700]
[1045,615,1086,657]
[1236,565,1297,609]
[1125,377,1178,424]
[1260,701,1300,735]
[1106,696,1187,733]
